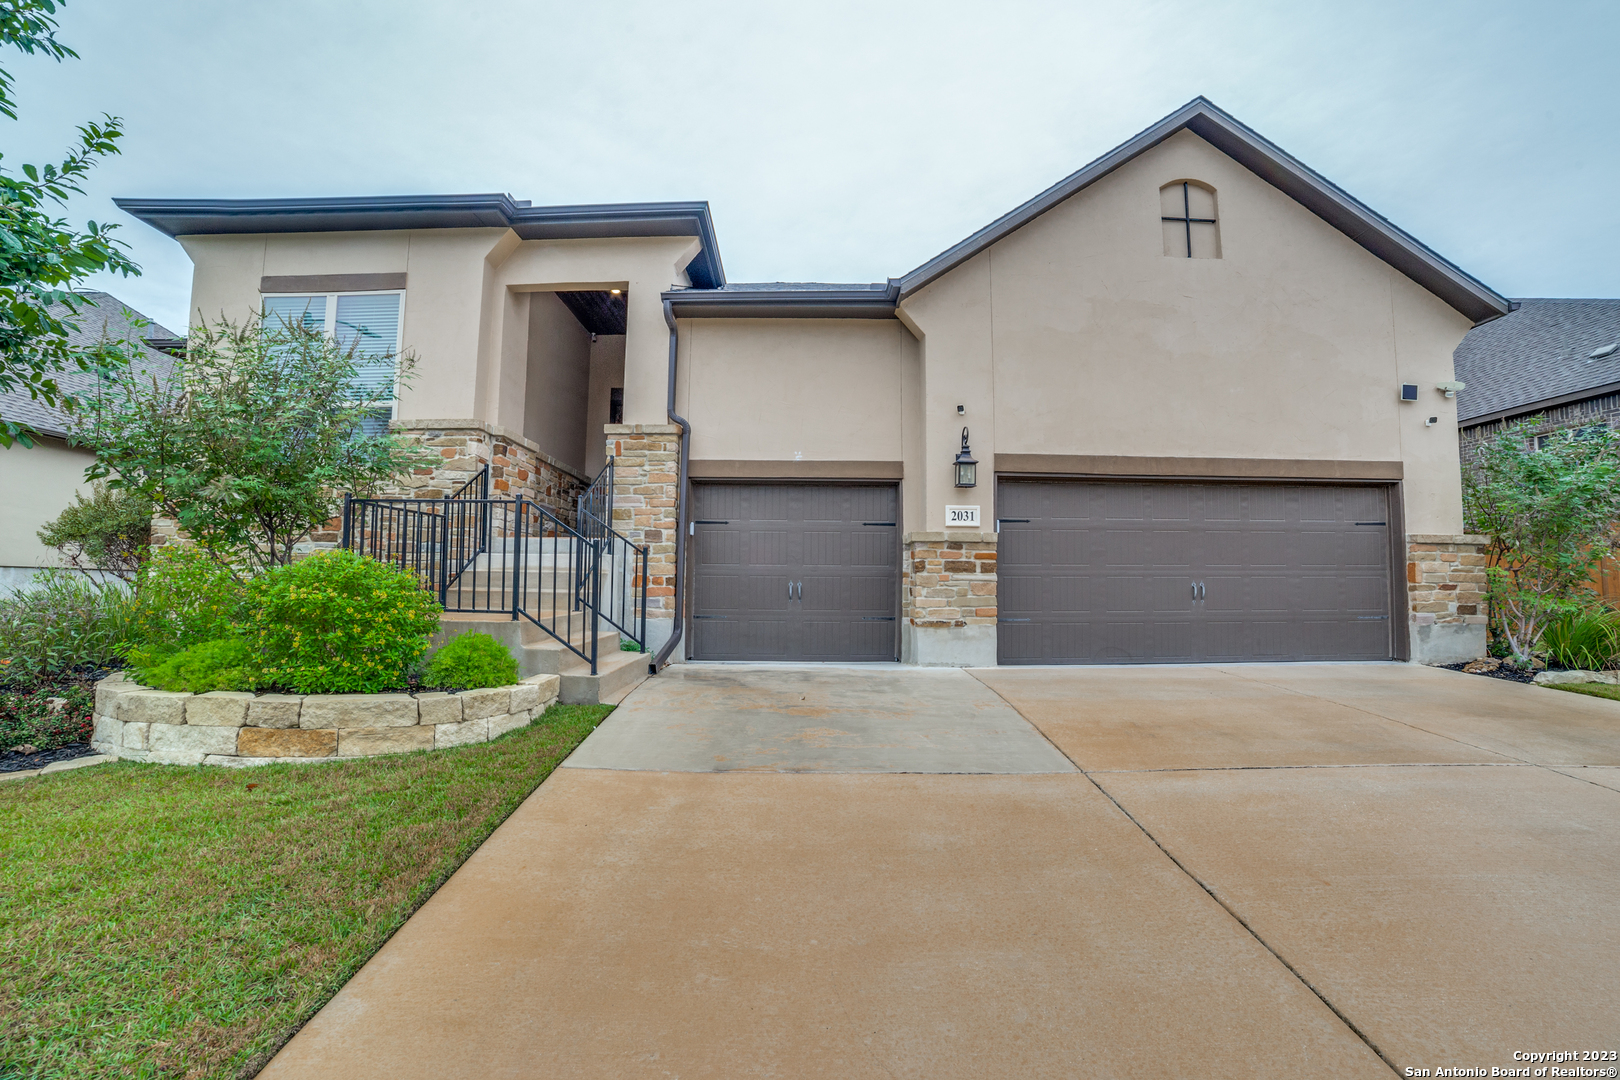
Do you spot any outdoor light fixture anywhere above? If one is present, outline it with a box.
[954,427,978,488]
[610,288,622,295]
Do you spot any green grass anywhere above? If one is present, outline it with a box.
[0,704,610,1079]
[1546,681,1620,702]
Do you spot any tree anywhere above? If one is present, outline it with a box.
[36,481,151,580]
[1462,421,1620,662]
[80,315,434,575]
[0,0,141,448]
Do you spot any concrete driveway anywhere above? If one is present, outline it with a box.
[262,664,1620,1079]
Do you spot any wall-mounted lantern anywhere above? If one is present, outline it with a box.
[954,427,978,488]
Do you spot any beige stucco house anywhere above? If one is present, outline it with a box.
[116,98,1507,667]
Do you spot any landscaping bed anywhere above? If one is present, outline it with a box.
[0,702,611,1079]
[1,670,109,772]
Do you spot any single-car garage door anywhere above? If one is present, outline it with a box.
[997,480,1395,664]
[690,483,899,661]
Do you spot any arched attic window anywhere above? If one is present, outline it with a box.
[1160,180,1220,259]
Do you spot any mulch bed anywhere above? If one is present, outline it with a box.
[1,743,98,774]
[1437,659,1538,683]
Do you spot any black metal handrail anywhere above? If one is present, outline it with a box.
[577,459,613,541]
[340,460,648,673]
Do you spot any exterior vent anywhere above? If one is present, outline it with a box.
[1588,343,1619,360]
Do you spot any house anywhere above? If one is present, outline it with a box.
[1453,298,1620,602]
[114,98,1508,667]
[0,292,179,592]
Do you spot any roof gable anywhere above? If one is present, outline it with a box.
[898,97,1510,324]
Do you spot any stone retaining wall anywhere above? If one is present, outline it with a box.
[89,673,561,767]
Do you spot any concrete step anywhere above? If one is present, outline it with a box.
[558,646,649,705]
[435,614,627,678]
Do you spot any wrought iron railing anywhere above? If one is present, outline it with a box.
[340,463,648,674]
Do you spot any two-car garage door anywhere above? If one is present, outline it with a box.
[684,478,1396,665]
[996,480,1396,664]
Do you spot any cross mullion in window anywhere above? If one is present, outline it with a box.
[1161,181,1216,259]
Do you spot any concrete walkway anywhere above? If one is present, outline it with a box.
[262,663,1620,1079]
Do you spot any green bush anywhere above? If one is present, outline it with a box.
[426,632,518,690]
[0,571,134,686]
[36,482,153,581]
[135,638,260,693]
[1539,606,1620,671]
[124,546,247,669]
[244,550,442,693]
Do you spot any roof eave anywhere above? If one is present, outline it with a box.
[112,195,727,289]
[897,97,1511,324]
[663,284,899,320]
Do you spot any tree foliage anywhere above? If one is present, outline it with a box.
[1462,421,1620,661]
[35,480,151,580]
[80,315,433,573]
[0,0,141,447]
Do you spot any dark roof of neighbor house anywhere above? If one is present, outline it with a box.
[0,292,179,441]
[1453,298,1620,425]
[112,195,727,291]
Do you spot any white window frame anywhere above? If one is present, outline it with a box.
[260,288,407,423]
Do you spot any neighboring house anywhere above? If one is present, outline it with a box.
[115,97,1509,666]
[0,292,179,592]
[1453,298,1620,603]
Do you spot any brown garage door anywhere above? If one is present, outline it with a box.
[690,483,899,661]
[997,480,1395,664]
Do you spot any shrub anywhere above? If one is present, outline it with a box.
[0,683,94,753]
[1539,607,1620,671]
[123,546,248,669]
[135,638,260,693]
[245,550,442,693]
[426,632,518,690]
[36,482,153,581]
[0,570,134,686]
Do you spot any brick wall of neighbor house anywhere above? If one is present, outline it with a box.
[1407,533,1488,662]
[605,424,680,647]
[393,423,585,527]
[1459,389,1620,460]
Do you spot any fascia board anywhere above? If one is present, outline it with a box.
[113,195,726,289]
[663,284,899,319]
[1459,378,1620,428]
[897,98,1511,324]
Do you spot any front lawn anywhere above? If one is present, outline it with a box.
[0,704,610,1079]
[1546,681,1620,702]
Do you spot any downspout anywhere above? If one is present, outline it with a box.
[651,298,690,673]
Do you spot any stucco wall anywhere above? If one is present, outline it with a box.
[0,435,96,588]
[677,318,908,464]
[584,335,626,478]
[899,127,1476,536]
[524,292,592,475]
[176,230,701,434]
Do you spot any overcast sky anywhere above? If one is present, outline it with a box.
[6,0,1617,334]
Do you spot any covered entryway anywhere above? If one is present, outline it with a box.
[689,482,900,661]
[996,480,1397,664]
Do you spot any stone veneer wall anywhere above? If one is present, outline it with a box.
[902,533,998,666]
[1406,533,1489,664]
[605,424,680,653]
[393,421,588,528]
[89,672,560,766]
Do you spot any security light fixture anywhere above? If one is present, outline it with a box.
[954,427,977,488]
[1436,381,1465,398]
[957,404,966,415]
[1426,416,1439,427]
[1400,384,1419,402]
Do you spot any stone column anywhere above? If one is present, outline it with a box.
[1406,533,1489,664]
[393,421,587,526]
[901,531,998,666]
[604,423,682,657]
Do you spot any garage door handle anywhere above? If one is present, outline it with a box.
[1199,582,1206,601]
